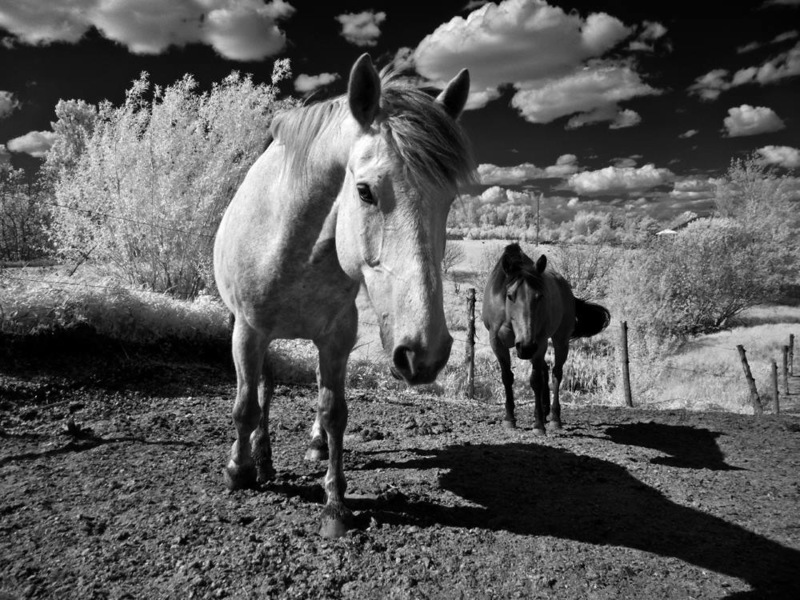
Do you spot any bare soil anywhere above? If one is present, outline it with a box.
[1,348,799,599]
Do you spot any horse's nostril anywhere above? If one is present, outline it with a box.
[392,345,417,377]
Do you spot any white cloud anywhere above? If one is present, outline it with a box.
[669,177,716,200]
[723,104,785,137]
[293,72,340,93]
[413,0,632,92]
[737,41,761,54]
[0,90,19,118]
[689,41,800,99]
[679,129,698,138]
[628,20,667,52]
[478,154,579,185]
[609,108,641,129]
[335,10,386,47]
[0,0,295,61]
[613,157,637,168]
[512,63,659,126]
[6,130,57,158]
[568,163,673,195]
[756,145,800,168]
[545,154,579,177]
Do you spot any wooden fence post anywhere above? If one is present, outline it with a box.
[771,360,780,415]
[619,321,633,407]
[465,288,476,399]
[737,345,762,415]
[782,346,789,397]
[789,334,794,377]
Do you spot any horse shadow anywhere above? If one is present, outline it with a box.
[602,422,743,470]
[353,442,799,598]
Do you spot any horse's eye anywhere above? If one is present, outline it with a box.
[357,183,375,205]
[507,291,516,303]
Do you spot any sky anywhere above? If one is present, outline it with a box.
[1,0,799,224]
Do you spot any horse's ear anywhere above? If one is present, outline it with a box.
[536,255,547,273]
[348,53,381,129]
[436,69,470,120]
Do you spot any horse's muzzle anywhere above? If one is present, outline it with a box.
[390,338,452,385]
[516,342,537,360]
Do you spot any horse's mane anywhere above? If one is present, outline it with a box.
[273,68,476,193]
[494,243,545,293]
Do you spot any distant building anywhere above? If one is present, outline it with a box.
[655,211,701,237]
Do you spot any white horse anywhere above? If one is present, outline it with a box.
[214,54,475,537]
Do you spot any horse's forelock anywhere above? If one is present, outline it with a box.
[274,72,476,192]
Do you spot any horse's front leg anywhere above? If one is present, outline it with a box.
[489,333,516,428]
[549,341,569,431]
[530,355,549,436]
[314,309,357,539]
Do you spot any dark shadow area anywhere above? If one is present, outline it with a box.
[349,443,800,598]
[0,431,197,466]
[603,422,742,470]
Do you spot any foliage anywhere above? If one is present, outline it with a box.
[547,243,618,300]
[609,218,779,338]
[47,61,294,298]
[0,164,51,261]
[441,239,465,275]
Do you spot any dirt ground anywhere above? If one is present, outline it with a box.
[1,349,799,600]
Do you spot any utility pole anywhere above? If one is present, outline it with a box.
[536,192,542,247]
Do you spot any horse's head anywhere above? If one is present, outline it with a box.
[501,245,548,360]
[335,54,475,385]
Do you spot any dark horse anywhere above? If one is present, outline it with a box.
[482,243,610,433]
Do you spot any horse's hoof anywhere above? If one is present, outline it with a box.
[304,446,329,461]
[319,505,354,539]
[502,419,517,429]
[256,463,276,484]
[223,462,257,490]
[549,421,563,432]
[532,427,546,437]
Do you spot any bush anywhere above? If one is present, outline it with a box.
[609,218,778,338]
[0,164,51,261]
[47,62,294,298]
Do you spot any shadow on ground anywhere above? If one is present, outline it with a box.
[353,442,800,599]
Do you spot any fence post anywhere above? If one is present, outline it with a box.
[771,360,780,415]
[465,288,476,399]
[782,346,790,396]
[737,345,762,415]
[619,321,633,407]
[789,334,794,377]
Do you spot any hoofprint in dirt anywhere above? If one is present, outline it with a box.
[1,358,799,600]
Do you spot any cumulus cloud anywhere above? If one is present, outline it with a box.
[478,154,579,185]
[669,177,716,201]
[756,145,800,168]
[0,90,19,118]
[0,0,295,61]
[335,10,386,47]
[723,104,785,137]
[413,0,632,92]
[689,41,800,99]
[679,129,699,138]
[567,163,673,195]
[512,63,659,126]
[628,20,668,52]
[294,72,340,93]
[6,130,57,158]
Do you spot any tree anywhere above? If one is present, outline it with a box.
[48,61,294,298]
[0,163,50,261]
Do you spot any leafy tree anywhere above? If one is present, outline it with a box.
[0,163,50,261]
[48,61,294,298]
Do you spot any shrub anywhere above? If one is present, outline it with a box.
[47,62,294,298]
[0,164,51,261]
[609,218,778,338]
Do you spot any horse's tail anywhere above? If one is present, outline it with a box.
[572,299,611,339]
